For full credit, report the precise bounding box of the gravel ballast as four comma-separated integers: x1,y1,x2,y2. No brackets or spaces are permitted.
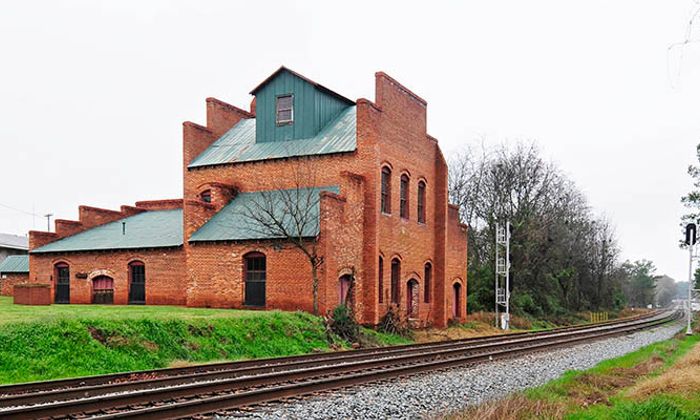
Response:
223,321,684,420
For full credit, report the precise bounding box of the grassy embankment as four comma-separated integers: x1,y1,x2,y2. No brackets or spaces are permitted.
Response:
451,323,700,419
0,296,408,385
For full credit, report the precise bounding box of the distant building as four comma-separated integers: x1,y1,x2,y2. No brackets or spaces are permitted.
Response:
0,233,28,263
0,255,29,296
27,67,468,327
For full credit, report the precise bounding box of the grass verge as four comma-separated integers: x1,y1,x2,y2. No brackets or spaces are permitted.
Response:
0,297,406,385
450,324,700,420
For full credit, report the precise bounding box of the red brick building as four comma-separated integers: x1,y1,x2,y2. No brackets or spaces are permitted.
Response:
28,67,468,327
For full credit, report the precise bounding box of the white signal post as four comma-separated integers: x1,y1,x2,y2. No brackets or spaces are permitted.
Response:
495,222,511,330
685,223,697,336
688,243,694,335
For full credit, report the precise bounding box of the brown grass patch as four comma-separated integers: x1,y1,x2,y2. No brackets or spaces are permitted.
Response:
564,355,665,406
447,395,566,420
627,343,700,399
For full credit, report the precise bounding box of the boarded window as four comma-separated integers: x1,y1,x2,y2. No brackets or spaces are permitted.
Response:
381,167,391,214
424,262,432,303
378,256,384,303
400,174,409,219
391,258,400,304
276,94,293,125
417,181,426,223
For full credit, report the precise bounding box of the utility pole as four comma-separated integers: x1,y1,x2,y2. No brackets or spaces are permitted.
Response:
495,221,511,330
44,213,53,232
685,223,696,335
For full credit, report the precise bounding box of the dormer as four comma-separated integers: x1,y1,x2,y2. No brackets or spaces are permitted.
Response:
250,66,354,143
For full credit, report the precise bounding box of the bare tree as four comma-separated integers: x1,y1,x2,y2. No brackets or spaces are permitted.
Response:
448,141,626,315
238,158,325,314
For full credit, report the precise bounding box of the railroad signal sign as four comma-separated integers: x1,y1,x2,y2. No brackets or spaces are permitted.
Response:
686,223,697,246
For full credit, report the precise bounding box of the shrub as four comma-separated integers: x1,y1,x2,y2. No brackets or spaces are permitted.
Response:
377,305,411,337
327,305,360,343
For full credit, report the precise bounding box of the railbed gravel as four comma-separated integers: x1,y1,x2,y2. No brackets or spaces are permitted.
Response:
219,321,684,420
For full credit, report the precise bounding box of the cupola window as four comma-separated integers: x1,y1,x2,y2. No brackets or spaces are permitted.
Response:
276,94,294,125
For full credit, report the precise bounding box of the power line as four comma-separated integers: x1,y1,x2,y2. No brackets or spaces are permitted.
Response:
0,202,41,217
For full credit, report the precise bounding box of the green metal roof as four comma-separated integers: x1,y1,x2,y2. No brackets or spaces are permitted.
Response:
188,106,356,168
0,255,29,273
190,186,339,242
31,209,183,254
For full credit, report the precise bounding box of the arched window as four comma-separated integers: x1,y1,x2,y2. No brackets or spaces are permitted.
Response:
424,262,432,303
453,282,463,318
417,181,426,224
400,174,409,219
200,190,212,203
339,275,352,305
54,262,70,304
92,276,114,304
128,261,146,305
244,252,266,307
390,258,400,304
407,279,419,318
378,256,384,304
381,167,392,214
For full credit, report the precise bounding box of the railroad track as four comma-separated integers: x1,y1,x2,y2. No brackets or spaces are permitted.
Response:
0,310,681,419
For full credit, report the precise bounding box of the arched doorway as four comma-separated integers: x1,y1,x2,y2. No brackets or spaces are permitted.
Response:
339,275,352,305
54,263,70,304
128,261,146,305
452,282,462,318
244,252,266,307
407,279,419,318
92,276,114,304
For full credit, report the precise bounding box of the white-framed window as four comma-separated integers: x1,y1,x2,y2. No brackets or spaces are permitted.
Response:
276,94,294,125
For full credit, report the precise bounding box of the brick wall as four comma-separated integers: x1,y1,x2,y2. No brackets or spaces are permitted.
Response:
29,248,185,305
0,272,29,296
22,70,467,327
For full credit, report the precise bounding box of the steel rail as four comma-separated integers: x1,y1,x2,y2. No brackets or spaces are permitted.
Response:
0,311,664,408
0,310,679,420
87,311,684,420
0,309,657,400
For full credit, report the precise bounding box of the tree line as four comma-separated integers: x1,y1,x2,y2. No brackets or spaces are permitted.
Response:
448,142,657,317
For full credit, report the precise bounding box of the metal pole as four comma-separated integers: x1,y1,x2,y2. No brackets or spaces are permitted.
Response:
689,244,694,336
495,222,499,328
505,222,510,331
44,213,53,232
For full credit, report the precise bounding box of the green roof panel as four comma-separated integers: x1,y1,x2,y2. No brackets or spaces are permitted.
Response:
0,255,29,273
31,209,183,254
188,106,356,168
189,186,339,242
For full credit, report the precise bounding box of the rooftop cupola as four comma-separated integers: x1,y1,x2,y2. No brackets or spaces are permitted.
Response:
249,66,354,143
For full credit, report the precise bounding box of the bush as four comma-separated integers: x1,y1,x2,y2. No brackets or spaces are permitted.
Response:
327,305,360,343
377,305,411,337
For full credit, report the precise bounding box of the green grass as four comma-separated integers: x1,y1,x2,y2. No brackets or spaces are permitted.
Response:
0,296,270,324
360,327,412,346
526,334,700,403
0,297,412,385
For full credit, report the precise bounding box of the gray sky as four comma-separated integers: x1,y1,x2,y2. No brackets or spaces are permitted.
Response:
1,1,699,282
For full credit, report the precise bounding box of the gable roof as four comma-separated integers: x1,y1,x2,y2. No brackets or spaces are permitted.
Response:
0,233,28,251
250,66,355,105
0,255,29,274
188,106,356,168
190,186,339,242
31,209,183,254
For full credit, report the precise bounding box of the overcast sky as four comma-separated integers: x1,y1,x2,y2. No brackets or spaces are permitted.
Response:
1,1,699,282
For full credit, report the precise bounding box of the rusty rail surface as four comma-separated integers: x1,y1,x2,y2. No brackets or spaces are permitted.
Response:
0,310,680,420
